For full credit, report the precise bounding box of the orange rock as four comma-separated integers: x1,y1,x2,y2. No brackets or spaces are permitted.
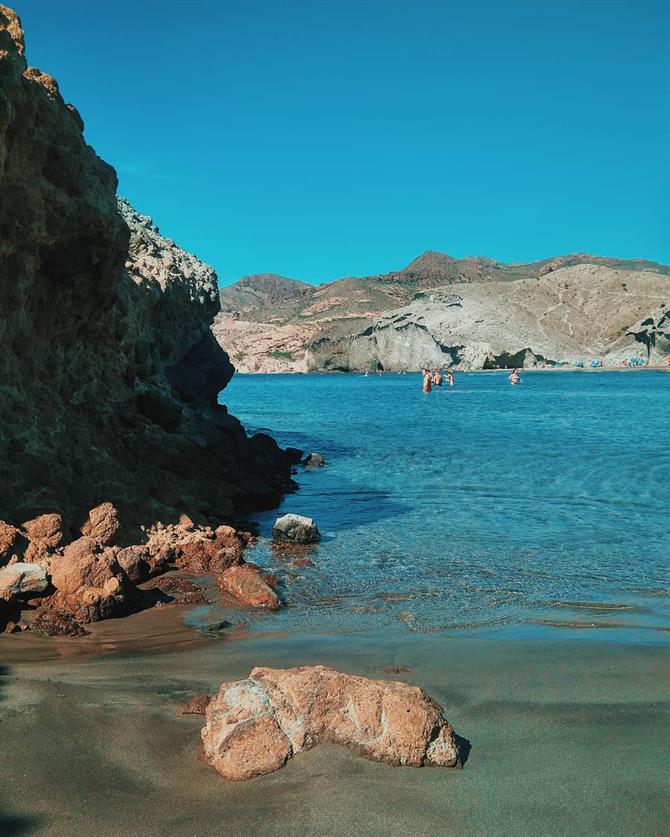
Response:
22,513,63,549
215,564,280,610
80,502,121,546
0,520,22,565
46,536,142,622
201,665,460,780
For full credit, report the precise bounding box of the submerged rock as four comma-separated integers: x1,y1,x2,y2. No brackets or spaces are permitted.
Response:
272,513,320,544
216,564,280,610
302,452,325,467
201,665,460,780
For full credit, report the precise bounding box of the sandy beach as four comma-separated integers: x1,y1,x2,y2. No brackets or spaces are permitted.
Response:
1,610,669,836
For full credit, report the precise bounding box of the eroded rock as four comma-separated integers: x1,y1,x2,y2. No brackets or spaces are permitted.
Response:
201,665,460,780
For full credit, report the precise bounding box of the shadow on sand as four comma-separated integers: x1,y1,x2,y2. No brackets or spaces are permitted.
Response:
0,665,45,835
454,732,472,767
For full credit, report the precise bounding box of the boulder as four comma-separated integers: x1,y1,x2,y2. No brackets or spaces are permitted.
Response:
272,513,320,544
302,452,325,467
215,564,280,610
22,513,63,548
201,665,460,780
80,502,121,546
0,562,49,600
116,545,151,583
0,521,23,565
22,513,64,563
47,536,143,622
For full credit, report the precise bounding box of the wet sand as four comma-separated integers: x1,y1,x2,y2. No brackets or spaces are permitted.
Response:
1,619,669,836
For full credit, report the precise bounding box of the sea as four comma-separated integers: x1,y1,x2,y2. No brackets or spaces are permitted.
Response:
213,371,670,642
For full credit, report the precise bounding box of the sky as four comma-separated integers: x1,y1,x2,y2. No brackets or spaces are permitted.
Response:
14,0,670,285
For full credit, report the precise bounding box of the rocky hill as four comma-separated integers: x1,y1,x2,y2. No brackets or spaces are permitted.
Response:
0,6,292,525
349,265,670,371
214,251,669,372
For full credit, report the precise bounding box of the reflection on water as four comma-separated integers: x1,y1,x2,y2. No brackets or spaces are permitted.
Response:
219,372,670,640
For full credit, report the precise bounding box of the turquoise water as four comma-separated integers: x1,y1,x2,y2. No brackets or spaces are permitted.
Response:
219,372,670,640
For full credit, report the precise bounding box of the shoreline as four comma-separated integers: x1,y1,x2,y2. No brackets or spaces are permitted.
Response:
1,628,668,835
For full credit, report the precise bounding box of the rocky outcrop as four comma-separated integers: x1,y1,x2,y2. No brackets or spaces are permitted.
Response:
349,265,669,370
0,502,286,632
272,513,320,544
608,304,670,364
0,6,293,528
201,665,460,780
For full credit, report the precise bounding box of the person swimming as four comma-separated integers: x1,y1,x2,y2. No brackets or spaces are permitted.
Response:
447,369,455,386
508,368,521,385
422,370,432,392
432,370,443,386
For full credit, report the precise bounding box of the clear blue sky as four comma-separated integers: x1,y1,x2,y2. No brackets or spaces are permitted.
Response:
16,0,670,284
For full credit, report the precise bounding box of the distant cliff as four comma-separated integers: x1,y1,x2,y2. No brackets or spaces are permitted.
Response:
214,252,669,372
0,6,292,524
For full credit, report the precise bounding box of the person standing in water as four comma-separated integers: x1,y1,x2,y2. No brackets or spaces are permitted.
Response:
422,369,432,392
508,368,521,385
447,369,455,386
432,369,443,386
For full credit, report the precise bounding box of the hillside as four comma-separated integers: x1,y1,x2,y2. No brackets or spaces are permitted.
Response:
213,252,670,372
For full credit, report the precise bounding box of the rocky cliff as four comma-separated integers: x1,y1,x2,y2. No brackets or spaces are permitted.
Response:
349,265,669,370
215,253,669,372
0,6,292,526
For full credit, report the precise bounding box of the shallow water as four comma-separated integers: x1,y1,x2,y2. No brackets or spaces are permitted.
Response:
220,371,670,640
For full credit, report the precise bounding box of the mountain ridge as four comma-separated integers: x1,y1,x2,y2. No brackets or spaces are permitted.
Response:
213,251,669,372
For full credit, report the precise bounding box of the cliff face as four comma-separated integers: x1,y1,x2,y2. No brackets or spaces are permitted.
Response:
215,252,669,372
0,6,292,525
348,265,669,371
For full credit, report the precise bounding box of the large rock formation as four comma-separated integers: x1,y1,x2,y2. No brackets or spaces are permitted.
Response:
201,665,461,780
215,251,669,372
0,6,292,526
349,265,669,370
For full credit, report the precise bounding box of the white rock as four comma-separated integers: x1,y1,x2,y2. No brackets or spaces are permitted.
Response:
271,513,320,544
0,562,49,600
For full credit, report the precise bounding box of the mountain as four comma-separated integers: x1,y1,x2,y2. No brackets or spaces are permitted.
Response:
213,252,670,372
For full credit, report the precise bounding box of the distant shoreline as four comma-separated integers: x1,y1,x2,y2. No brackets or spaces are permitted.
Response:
233,365,670,375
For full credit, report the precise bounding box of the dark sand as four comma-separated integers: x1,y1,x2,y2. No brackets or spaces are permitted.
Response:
1,605,669,837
